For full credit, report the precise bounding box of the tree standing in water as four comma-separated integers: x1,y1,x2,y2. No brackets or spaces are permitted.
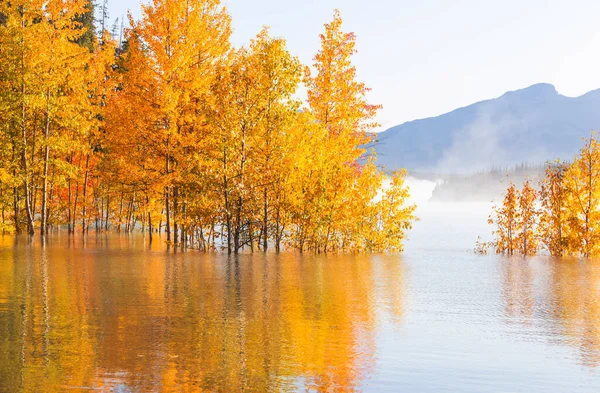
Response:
538,161,568,256
517,180,538,256
563,136,600,257
481,135,600,258
489,181,520,256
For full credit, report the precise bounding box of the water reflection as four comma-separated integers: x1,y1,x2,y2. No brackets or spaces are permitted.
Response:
501,256,600,368
550,258,600,367
0,236,404,392
4,235,600,392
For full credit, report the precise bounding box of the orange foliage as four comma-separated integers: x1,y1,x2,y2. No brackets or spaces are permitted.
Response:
483,135,600,257
0,5,415,253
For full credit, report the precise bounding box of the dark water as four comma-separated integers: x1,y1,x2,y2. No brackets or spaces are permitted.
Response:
1,205,600,392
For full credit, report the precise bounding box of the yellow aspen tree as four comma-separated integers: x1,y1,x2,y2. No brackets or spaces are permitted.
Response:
538,161,569,256
517,180,539,256
125,0,231,244
204,50,252,253
78,31,118,235
205,29,302,253
251,28,302,252
490,181,520,255
372,170,417,252
305,9,380,141
563,135,600,257
0,3,20,233
37,0,98,236
303,10,382,252
0,0,44,235
0,0,93,235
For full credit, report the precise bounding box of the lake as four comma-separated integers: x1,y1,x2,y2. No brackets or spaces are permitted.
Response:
1,203,599,392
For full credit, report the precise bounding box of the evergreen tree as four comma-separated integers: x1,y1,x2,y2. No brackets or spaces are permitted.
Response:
75,0,96,51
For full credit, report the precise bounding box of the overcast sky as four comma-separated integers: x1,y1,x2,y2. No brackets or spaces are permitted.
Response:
108,0,600,130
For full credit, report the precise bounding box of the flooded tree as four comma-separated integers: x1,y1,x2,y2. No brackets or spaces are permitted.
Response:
538,161,568,256
518,180,539,256
562,136,600,257
0,2,415,253
489,182,520,255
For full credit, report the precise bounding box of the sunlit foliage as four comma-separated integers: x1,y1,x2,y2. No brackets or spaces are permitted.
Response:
0,3,415,253
483,135,600,257
488,181,520,255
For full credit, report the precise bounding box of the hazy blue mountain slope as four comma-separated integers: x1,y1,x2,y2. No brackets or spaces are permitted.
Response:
374,84,600,173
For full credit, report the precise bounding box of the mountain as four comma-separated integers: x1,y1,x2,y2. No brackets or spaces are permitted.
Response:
373,83,600,173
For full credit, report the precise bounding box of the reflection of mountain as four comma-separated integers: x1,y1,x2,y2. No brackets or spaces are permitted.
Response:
0,237,405,392
374,83,600,173
501,257,600,367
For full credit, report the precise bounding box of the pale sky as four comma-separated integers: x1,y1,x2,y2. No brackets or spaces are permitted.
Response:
108,0,600,130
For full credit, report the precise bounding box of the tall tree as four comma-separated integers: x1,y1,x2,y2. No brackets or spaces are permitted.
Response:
120,0,231,243
489,182,520,256
301,10,387,252
0,0,95,235
563,135,600,257
518,180,538,256
205,28,302,253
539,161,569,256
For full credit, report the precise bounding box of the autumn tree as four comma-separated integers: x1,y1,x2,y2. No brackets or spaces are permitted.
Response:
305,9,380,141
204,29,303,253
298,9,405,253
517,180,538,256
538,161,568,256
117,0,231,244
0,0,98,235
489,182,520,255
482,135,600,258
563,136,600,257
365,169,417,253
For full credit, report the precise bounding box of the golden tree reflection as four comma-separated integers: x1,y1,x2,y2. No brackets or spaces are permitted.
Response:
549,258,600,367
0,237,406,392
501,256,600,367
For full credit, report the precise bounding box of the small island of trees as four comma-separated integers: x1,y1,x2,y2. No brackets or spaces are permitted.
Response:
479,135,600,257
0,1,416,253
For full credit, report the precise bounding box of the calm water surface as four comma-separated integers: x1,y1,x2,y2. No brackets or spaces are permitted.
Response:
1,203,599,392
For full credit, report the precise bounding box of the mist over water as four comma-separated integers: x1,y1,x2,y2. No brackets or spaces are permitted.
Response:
402,175,493,252
406,201,493,253
404,176,439,205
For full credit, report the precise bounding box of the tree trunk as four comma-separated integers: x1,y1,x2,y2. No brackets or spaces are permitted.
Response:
165,134,172,243
104,194,110,232
81,154,90,234
19,13,34,236
263,189,268,251
173,187,179,245
41,90,51,236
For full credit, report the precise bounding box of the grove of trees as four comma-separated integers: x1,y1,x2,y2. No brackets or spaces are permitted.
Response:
481,135,600,257
0,1,416,253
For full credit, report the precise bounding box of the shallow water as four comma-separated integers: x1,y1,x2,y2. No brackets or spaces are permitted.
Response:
1,204,599,392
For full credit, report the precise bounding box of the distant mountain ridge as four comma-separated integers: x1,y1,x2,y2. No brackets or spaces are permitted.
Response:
374,83,600,173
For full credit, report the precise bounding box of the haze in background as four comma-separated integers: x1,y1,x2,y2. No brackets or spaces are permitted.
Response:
109,0,600,130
